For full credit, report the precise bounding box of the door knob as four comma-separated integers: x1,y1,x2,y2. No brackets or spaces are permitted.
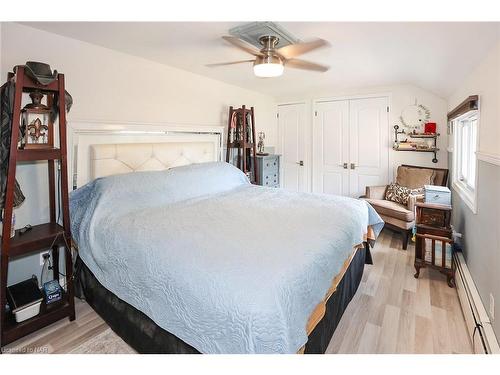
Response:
342,163,348,169
296,161,304,166
350,163,356,169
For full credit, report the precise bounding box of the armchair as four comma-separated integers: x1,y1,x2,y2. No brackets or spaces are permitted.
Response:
363,165,448,249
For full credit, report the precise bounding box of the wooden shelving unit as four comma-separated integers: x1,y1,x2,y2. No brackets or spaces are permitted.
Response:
226,105,258,184
17,148,62,161
0,67,75,349
8,223,66,258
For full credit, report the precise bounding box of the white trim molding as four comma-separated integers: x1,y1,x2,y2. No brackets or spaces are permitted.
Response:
476,151,500,167
452,181,477,214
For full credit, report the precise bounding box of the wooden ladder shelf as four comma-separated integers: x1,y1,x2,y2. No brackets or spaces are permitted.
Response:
0,66,75,349
225,105,259,184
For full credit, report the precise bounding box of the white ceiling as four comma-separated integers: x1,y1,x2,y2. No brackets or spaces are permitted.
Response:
22,22,500,98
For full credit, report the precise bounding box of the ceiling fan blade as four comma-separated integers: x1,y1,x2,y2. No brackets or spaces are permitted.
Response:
277,39,330,59
222,36,262,57
206,59,254,67
285,59,330,72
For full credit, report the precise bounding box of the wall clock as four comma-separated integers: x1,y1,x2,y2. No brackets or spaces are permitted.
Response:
399,101,431,133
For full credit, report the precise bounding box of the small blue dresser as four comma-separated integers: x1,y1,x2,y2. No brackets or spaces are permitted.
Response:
253,154,281,188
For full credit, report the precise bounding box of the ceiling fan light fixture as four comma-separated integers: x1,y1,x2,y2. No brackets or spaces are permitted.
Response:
211,33,329,76
253,55,284,78
253,62,284,78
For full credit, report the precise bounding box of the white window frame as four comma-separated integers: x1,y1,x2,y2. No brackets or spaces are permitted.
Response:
452,110,479,213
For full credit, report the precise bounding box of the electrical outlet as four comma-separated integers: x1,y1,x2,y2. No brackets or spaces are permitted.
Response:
490,294,495,321
39,251,50,266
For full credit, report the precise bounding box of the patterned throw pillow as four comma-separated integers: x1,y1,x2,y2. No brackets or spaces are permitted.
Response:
385,183,412,205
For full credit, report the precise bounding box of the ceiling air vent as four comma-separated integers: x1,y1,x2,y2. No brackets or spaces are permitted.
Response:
228,22,299,49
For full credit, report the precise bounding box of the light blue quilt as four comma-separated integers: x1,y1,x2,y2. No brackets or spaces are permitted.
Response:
70,162,383,353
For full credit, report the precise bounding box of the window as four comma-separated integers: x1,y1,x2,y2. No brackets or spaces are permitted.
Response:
452,110,478,213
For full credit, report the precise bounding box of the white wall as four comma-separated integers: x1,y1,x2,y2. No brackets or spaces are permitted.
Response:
448,40,500,160
277,84,448,187
0,22,277,285
1,23,277,140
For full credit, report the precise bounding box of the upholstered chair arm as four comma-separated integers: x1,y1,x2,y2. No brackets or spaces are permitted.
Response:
365,185,388,200
407,193,425,212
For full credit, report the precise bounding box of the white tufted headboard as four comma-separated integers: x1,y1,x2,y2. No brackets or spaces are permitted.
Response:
68,122,224,188
90,142,215,180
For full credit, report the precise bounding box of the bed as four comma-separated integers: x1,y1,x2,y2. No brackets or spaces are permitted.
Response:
68,130,383,354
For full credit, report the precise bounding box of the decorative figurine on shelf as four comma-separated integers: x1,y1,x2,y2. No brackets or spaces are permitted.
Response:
27,118,48,145
20,91,52,149
257,131,268,156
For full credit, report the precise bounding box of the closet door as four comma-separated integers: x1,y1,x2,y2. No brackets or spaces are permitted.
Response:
348,97,389,197
278,103,307,192
313,100,349,195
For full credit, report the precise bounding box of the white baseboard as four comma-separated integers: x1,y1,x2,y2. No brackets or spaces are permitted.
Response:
454,252,500,354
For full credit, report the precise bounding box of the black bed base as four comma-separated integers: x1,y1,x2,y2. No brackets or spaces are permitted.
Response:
75,244,371,354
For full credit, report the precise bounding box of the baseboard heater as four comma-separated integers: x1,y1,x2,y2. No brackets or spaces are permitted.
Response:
454,252,500,354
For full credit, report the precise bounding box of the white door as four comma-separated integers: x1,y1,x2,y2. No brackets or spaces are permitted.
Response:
278,103,307,192
348,97,389,197
313,96,389,197
313,100,349,195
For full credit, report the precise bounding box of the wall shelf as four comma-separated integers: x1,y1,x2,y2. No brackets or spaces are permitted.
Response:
393,147,440,152
408,133,440,139
393,125,440,163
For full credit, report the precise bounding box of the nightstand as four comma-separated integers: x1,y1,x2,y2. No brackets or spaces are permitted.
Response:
253,154,280,188
414,202,455,287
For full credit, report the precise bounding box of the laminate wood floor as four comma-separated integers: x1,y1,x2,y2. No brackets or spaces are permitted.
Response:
3,228,472,354
327,228,472,354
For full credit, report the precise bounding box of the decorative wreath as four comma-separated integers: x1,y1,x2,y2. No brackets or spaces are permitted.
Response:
399,103,431,131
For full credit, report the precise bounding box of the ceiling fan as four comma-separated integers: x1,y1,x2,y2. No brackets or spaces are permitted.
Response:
207,35,330,78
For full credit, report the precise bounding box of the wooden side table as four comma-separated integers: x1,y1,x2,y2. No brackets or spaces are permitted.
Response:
413,202,455,287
